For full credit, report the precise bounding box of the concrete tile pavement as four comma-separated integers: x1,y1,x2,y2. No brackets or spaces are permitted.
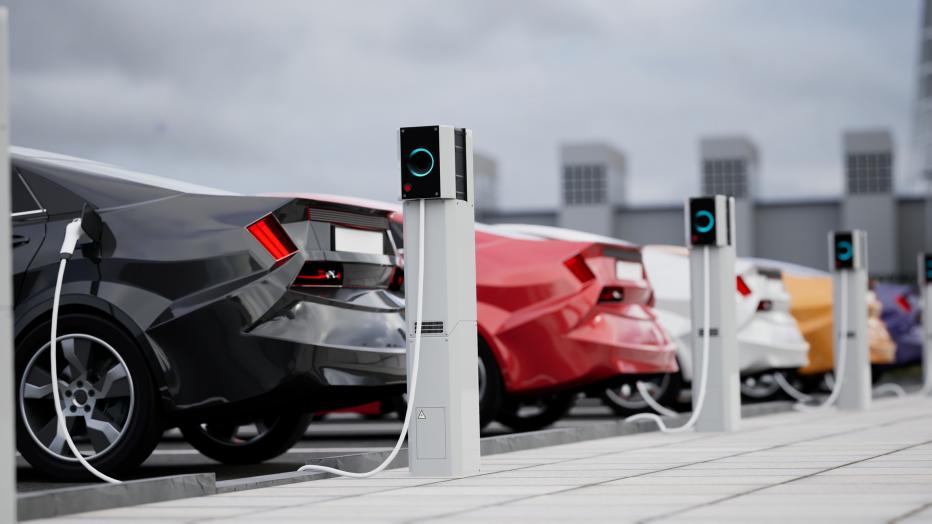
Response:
31,396,932,523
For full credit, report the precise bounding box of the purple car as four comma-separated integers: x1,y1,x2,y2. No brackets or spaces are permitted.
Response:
874,282,922,366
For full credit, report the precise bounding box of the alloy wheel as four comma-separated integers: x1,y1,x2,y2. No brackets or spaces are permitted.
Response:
19,334,135,461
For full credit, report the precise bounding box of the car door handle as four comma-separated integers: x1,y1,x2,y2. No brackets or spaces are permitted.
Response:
12,234,29,247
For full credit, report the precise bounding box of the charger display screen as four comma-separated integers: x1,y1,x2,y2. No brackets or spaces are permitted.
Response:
833,232,855,270
689,197,718,246
400,127,441,200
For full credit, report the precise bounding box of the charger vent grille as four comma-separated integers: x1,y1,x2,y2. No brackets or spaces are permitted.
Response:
454,129,467,201
415,321,445,335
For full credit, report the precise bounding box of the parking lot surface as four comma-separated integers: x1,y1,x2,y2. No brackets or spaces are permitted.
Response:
15,401,624,493
28,394,932,523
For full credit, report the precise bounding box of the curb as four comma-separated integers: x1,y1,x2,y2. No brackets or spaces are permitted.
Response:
18,473,215,521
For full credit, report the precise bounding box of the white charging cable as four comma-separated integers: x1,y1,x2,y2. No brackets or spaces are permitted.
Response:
788,270,849,412
298,198,426,478
49,218,121,484
873,382,908,399
628,246,711,433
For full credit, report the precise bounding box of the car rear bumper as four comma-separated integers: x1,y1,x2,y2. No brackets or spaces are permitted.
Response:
736,311,810,375
494,304,679,395
675,310,809,380
147,263,407,417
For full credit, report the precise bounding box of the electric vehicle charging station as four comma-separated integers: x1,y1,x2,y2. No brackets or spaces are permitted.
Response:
920,253,932,394
686,195,740,432
829,230,871,411
399,125,481,477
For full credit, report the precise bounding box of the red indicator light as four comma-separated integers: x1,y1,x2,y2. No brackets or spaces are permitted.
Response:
247,214,298,262
403,183,412,192
895,294,912,313
292,262,344,287
736,276,752,297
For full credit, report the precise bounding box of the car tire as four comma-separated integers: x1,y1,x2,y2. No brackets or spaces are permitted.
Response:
179,412,312,465
391,339,503,431
495,392,575,432
601,372,682,416
16,313,163,481
739,371,788,402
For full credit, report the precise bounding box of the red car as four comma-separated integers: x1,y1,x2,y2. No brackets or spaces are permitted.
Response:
287,194,678,431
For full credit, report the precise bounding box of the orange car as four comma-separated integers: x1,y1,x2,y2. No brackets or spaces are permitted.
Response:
782,273,895,382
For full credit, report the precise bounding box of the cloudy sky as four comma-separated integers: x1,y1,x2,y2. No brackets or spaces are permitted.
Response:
4,1,923,209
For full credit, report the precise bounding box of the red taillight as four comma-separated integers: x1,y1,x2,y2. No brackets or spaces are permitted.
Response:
293,262,343,288
599,287,625,303
564,255,595,283
736,276,752,297
895,294,912,313
247,214,298,262
389,267,405,291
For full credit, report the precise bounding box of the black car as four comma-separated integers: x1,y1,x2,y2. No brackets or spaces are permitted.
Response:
11,148,407,479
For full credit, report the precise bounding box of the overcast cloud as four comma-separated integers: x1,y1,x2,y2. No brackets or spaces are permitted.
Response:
3,1,922,208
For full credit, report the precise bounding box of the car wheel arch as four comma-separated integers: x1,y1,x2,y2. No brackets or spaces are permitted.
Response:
476,325,513,391
14,296,169,410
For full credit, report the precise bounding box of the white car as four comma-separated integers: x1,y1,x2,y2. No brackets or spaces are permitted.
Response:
492,224,810,411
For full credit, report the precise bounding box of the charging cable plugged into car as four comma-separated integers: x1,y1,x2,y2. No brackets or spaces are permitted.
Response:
48,207,122,484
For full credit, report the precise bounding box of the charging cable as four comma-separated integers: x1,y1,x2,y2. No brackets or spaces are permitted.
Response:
628,246,711,433
635,381,679,418
298,198,426,478
49,218,121,484
782,270,849,412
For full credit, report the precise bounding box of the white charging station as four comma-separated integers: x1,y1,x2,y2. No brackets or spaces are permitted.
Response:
0,8,13,521
399,125,481,477
829,230,871,410
686,195,740,432
920,253,932,394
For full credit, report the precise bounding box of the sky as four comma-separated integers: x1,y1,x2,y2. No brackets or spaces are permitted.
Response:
4,1,924,209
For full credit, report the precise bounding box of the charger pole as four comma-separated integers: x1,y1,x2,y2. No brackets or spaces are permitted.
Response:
686,195,740,432
920,253,932,393
829,231,871,410
0,8,15,522
399,126,480,477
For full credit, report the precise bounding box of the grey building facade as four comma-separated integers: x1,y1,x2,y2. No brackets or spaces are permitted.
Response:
483,132,927,280
558,143,626,236
915,0,932,249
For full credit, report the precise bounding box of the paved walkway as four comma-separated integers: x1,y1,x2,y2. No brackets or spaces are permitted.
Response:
35,396,932,523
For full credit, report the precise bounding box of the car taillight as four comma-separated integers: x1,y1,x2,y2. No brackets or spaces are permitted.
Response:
756,299,773,312
599,287,625,303
895,294,912,313
564,255,595,283
389,267,405,291
293,261,343,288
736,276,752,297
247,214,298,262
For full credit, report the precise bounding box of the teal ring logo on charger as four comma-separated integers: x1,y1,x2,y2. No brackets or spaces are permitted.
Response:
694,210,715,233
837,241,853,261
408,148,435,177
